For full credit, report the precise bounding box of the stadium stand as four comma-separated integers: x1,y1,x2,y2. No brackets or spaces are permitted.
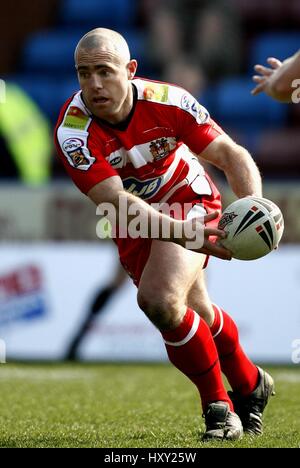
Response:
205,77,289,159
9,75,68,122
229,0,300,29
249,32,300,72
213,78,288,129
22,28,150,75
22,30,83,73
1,0,299,178
59,0,136,29
0,0,59,75
255,129,300,177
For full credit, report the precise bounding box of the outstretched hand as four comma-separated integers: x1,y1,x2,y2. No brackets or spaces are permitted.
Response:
251,57,283,96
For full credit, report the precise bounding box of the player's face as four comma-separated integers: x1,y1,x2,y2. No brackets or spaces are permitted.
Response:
76,48,137,124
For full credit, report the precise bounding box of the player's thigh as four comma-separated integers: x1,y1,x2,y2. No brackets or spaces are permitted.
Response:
187,269,215,326
138,240,206,304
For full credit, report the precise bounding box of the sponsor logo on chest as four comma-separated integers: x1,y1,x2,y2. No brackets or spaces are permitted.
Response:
123,177,162,199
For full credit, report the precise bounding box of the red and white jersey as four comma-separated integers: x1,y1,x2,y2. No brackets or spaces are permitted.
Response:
55,78,224,203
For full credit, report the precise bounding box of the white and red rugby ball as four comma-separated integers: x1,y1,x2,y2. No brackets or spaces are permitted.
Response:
218,196,284,260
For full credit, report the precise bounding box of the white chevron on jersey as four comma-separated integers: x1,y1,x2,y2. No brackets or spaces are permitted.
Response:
158,147,212,203
133,78,210,125
122,146,212,201
106,137,177,169
55,77,223,198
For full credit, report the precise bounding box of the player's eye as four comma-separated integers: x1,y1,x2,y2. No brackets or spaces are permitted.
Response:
99,69,110,77
79,72,90,79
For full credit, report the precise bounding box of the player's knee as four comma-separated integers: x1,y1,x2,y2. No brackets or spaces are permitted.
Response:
137,291,183,330
199,304,215,327
189,299,214,327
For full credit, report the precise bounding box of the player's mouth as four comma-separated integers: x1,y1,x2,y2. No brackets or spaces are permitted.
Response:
92,96,110,105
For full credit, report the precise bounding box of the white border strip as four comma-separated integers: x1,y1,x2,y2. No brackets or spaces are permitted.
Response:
164,312,200,347
212,304,224,338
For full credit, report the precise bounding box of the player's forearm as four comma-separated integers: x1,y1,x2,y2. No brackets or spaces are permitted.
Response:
88,179,185,243
222,146,262,198
100,188,183,243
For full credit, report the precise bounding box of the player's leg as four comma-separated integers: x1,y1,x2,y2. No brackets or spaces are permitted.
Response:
188,271,274,435
188,271,259,394
137,240,242,440
138,240,204,329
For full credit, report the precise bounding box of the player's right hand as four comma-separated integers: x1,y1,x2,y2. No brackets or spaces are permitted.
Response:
179,211,232,260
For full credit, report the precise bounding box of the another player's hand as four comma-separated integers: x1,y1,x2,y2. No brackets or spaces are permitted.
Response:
251,57,282,96
180,211,232,260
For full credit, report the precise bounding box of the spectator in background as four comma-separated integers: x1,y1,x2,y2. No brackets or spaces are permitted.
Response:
194,5,241,82
162,56,206,98
0,82,52,184
251,51,300,102
144,0,242,83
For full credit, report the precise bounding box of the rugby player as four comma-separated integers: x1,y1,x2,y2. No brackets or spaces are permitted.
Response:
55,28,274,440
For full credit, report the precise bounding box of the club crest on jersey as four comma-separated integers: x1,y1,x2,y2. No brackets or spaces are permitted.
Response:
149,138,171,161
68,149,90,167
218,212,238,230
123,177,162,200
62,137,94,169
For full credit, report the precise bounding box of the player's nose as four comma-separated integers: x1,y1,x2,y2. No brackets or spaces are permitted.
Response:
89,74,103,90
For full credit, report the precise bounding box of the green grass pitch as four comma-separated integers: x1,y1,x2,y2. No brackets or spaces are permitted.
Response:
0,363,299,448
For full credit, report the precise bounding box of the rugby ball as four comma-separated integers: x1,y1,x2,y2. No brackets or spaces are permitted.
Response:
218,197,284,260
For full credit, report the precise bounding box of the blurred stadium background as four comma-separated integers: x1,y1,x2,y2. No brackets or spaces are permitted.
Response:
0,0,299,365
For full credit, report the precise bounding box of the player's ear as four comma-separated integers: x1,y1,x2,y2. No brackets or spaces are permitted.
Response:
127,60,138,80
